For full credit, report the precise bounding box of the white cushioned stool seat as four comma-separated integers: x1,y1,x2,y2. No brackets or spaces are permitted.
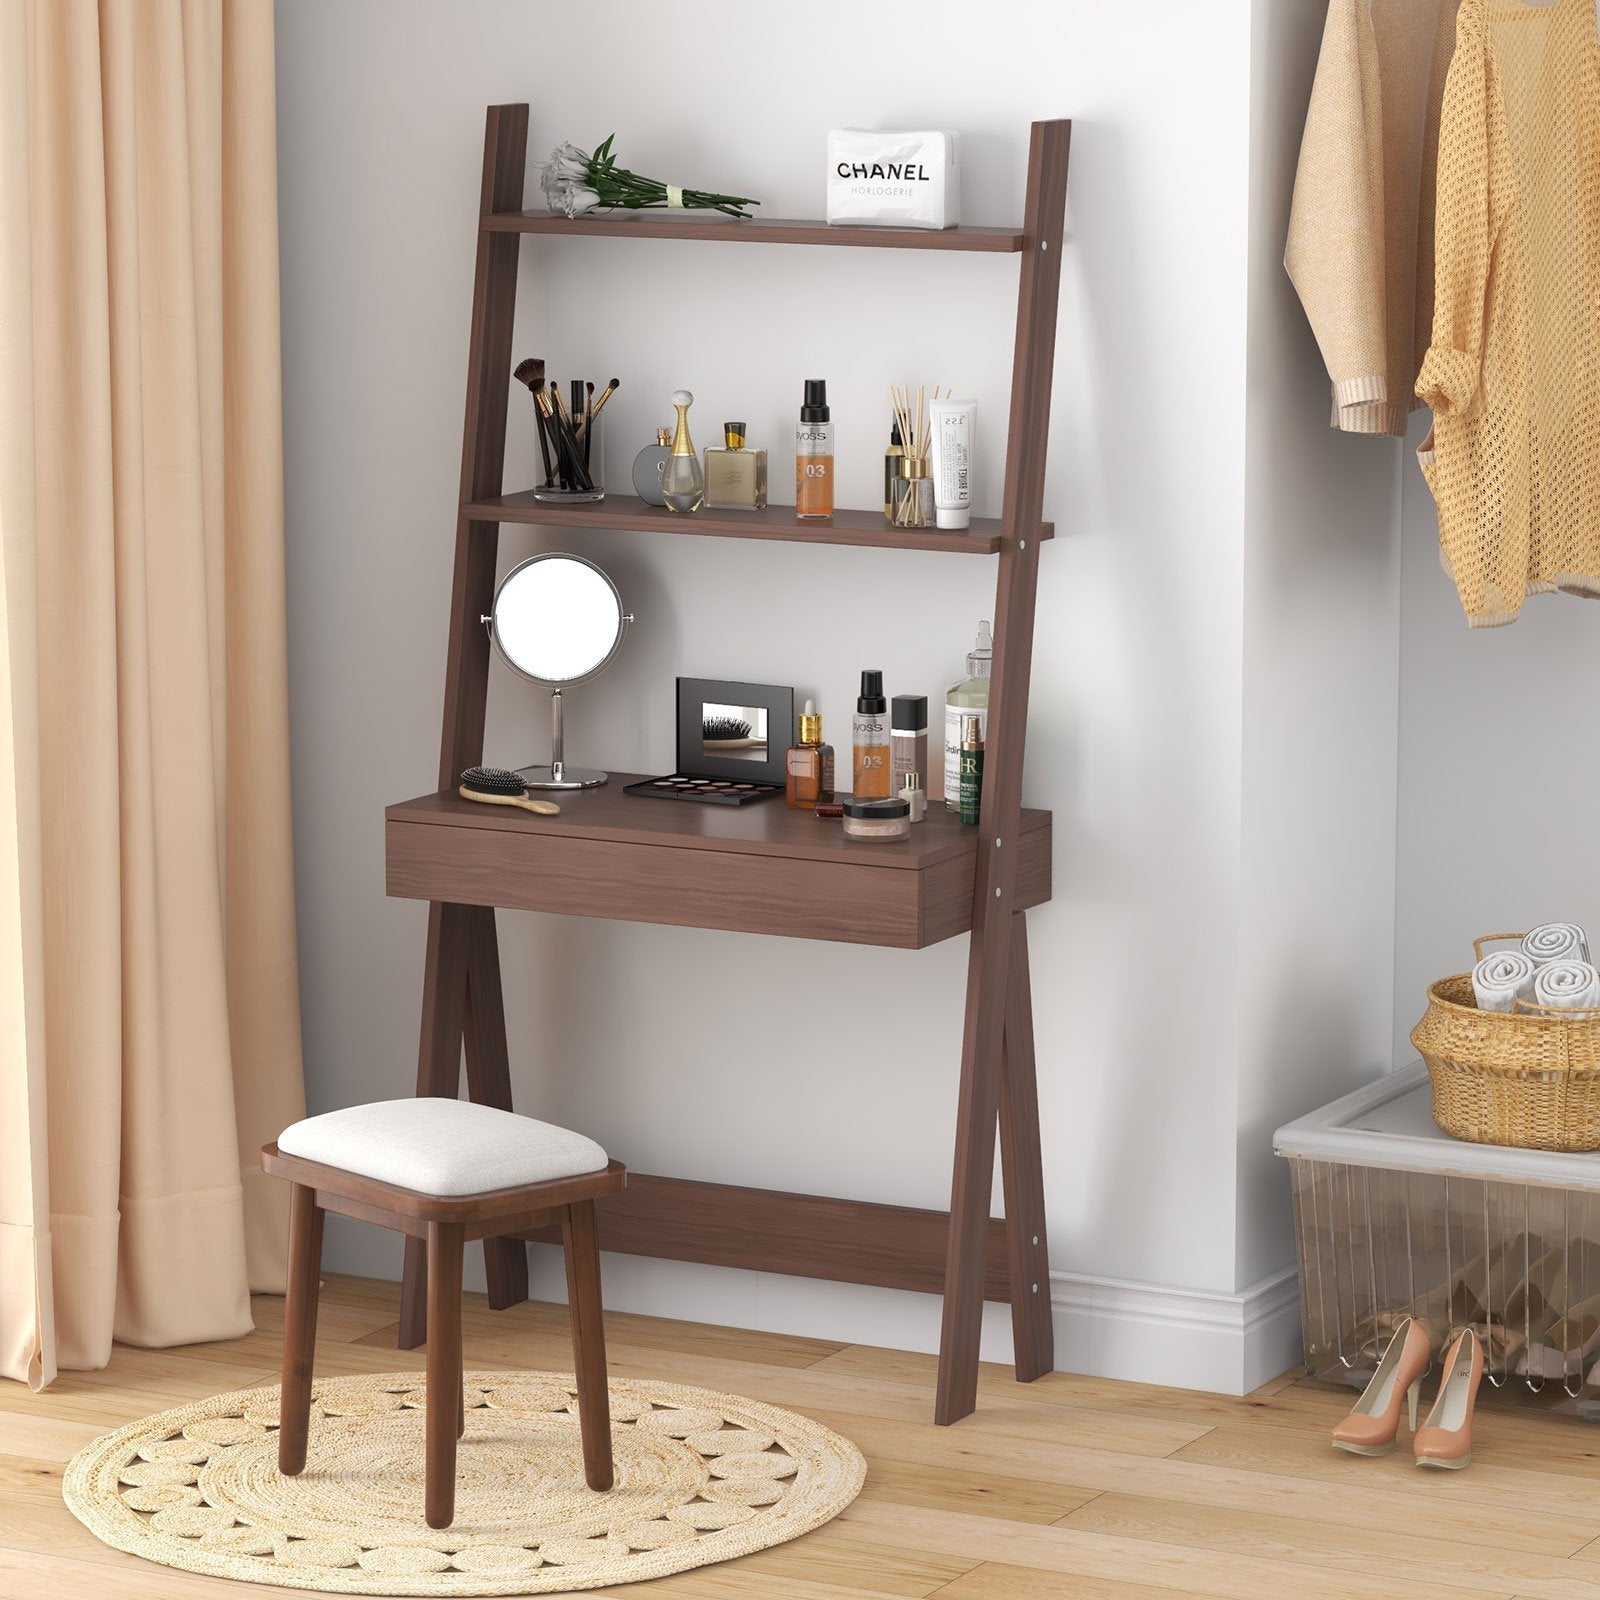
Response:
276,1098,608,1197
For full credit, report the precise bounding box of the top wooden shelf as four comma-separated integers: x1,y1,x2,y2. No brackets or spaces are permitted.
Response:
485,210,1027,253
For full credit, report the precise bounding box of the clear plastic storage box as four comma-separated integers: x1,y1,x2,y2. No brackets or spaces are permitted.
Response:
1275,1062,1600,1410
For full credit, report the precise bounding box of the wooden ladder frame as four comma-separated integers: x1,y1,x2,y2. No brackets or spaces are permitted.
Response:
396,104,1070,1426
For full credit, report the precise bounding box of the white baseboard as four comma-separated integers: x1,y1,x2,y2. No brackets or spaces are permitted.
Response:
1050,1263,1304,1394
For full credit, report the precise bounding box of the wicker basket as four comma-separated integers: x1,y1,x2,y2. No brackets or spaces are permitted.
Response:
1412,934,1600,1151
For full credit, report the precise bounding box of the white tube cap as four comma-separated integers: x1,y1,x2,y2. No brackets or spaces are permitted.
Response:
936,506,970,530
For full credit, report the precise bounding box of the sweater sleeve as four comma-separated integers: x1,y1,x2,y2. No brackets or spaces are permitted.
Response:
1416,1,1500,416
1285,0,1389,430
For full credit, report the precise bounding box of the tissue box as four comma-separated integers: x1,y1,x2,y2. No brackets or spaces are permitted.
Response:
826,130,960,231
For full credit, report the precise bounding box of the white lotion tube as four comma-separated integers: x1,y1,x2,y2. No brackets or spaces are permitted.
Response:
929,397,976,531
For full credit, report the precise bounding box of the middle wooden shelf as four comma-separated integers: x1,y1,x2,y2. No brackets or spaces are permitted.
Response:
463,491,1054,554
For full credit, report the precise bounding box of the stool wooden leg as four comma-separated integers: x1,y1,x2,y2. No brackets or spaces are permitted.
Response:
425,1220,464,1528
278,1183,324,1475
562,1200,613,1491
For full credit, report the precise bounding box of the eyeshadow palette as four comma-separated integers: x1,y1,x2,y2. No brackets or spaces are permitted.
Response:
622,775,783,806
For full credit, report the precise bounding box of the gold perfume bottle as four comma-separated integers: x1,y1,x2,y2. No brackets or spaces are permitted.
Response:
703,421,768,509
661,389,704,513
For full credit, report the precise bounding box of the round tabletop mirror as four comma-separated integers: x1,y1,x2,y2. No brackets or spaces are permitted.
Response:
490,552,625,686
487,553,631,789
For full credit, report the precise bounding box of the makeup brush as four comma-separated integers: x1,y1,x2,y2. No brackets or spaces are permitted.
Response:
459,766,561,816
587,377,621,425
583,380,596,470
513,357,556,486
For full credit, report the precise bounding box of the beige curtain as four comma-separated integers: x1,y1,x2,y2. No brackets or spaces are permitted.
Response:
0,0,306,1388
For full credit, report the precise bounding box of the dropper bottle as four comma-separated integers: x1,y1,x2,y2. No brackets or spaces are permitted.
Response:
944,620,992,808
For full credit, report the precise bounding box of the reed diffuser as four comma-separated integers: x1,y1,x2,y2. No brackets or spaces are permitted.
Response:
889,384,943,528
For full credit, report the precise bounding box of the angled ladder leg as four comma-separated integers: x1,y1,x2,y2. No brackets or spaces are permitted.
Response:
465,906,530,1310
278,1183,325,1474
403,103,529,1348
936,116,1069,1427
999,912,1053,1380
400,901,472,1349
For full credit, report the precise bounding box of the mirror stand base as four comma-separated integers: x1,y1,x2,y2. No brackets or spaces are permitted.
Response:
517,763,609,791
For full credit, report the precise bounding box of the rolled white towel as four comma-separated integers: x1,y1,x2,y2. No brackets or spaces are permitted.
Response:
1472,949,1538,1013
1533,959,1600,1012
1523,922,1591,966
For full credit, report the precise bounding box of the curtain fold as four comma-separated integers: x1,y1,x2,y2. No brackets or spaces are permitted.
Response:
0,0,305,1389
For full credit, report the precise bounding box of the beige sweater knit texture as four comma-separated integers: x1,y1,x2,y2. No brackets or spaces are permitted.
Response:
1287,0,1461,436
1417,0,1600,625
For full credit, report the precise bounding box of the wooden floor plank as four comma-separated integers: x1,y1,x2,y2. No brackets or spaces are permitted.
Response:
1170,1424,1600,1533
1063,1492,1598,1599
839,1501,1510,1600
801,1408,1578,1557
722,1524,980,1597
938,1563,1220,1600
856,1458,1101,1524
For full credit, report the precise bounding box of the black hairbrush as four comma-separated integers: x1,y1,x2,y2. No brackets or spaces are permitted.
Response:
702,715,752,741
459,766,560,816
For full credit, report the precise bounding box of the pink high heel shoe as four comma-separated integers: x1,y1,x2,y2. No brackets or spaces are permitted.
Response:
1331,1316,1431,1456
1414,1327,1484,1470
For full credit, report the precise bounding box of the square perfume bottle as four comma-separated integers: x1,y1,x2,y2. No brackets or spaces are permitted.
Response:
703,422,768,509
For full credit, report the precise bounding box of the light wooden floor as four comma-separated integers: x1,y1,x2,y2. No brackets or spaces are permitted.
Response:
2,1275,1598,1599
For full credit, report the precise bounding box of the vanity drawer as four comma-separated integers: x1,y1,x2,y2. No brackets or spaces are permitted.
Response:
385,790,1052,949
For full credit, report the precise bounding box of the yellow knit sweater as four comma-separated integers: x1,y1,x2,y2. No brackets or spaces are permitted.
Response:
1417,0,1600,626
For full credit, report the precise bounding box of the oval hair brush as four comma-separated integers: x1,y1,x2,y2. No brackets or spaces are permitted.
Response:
459,766,561,816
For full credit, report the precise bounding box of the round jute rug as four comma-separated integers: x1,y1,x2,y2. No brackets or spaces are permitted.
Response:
62,1369,866,1595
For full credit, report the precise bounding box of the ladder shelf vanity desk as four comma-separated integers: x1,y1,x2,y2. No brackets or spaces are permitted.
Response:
386,104,1070,1425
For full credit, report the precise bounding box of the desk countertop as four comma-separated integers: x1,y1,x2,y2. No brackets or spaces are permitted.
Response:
387,778,1052,872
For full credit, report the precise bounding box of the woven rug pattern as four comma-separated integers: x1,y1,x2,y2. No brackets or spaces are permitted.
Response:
62,1369,866,1594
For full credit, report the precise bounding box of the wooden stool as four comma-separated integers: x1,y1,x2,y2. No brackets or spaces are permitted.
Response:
261,1097,625,1529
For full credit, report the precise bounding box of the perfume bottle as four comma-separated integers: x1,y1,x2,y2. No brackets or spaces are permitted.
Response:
944,619,992,808
795,378,834,519
704,421,769,509
852,669,891,800
632,427,672,506
785,699,835,809
661,390,704,513
884,420,905,520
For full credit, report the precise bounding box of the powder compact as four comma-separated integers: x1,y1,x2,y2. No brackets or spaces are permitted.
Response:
841,796,912,842
623,677,794,807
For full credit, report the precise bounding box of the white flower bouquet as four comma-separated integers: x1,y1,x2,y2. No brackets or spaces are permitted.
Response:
540,136,759,220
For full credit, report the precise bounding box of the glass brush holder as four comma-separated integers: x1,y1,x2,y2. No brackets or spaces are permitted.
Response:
532,413,605,504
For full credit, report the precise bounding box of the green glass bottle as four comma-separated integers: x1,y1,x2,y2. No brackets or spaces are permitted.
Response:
958,714,984,825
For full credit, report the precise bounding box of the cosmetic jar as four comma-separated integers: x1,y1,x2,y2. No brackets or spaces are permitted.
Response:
841,797,912,842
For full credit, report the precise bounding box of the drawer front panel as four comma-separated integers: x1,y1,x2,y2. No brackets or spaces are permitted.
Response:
387,820,928,946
